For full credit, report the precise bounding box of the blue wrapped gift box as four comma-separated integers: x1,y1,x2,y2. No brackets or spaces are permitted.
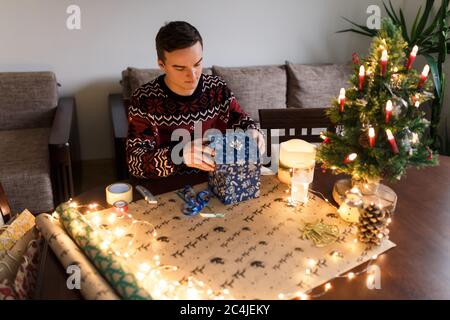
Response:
208,131,261,205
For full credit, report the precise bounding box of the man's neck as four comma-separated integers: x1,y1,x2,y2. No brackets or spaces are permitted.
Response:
164,76,196,96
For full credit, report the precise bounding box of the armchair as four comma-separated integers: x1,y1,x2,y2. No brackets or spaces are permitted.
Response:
0,72,79,214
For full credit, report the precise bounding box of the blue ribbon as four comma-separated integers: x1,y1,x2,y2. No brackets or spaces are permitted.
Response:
176,185,211,216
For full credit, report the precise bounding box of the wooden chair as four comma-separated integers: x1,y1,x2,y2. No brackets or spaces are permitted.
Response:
258,108,335,159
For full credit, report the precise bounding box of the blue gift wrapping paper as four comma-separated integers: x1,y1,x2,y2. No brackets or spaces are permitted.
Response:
208,131,261,205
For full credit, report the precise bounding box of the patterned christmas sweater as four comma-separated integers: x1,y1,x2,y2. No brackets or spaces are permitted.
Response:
126,73,257,178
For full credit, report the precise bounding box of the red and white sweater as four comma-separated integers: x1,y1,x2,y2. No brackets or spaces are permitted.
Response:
126,73,257,178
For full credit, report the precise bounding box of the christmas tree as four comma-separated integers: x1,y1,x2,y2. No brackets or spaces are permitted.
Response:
317,18,439,184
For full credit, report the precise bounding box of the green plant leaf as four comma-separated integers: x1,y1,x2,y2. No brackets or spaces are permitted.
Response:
424,53,441,98
411,6,423,42
399,9,410,42
341,17,378,34
415,0,435,37
386,0,401,25
336,28,375,37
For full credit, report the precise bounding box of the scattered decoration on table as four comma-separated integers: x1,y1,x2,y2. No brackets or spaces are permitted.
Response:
338,187,363,223
357,203,391,246
300,219,340,247
175,185,223,217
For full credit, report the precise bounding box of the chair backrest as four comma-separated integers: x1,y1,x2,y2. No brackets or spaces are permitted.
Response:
0,72,58,130
259,108,335,157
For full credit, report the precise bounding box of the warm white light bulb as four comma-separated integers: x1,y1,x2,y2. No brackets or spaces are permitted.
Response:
386,129,394,140
359,65,365,76
348,153,357,161
386,100,393,112
369,127,375,138
422,64,430,77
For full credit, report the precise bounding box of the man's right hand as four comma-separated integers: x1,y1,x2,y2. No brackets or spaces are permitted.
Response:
182,138,216,171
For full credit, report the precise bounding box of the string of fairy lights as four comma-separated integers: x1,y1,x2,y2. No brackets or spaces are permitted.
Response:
52,200,233,300
49,172,391,301
280,183,390,300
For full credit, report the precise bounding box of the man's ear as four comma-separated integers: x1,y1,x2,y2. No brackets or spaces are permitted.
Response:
157,59,165,72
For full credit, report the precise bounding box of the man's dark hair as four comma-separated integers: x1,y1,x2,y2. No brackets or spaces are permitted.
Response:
155,21,203,62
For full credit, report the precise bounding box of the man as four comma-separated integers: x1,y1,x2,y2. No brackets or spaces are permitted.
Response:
126,21,265,178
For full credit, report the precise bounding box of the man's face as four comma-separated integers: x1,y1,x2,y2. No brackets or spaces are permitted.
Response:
158,41,203,95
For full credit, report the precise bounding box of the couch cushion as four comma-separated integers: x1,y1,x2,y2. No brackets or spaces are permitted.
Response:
286,62,352,109
0,128,54,214
122,67,213,99
0,72,58,130
212,65,286,122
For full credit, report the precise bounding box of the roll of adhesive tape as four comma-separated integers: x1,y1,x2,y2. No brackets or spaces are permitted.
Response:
106,183,133,206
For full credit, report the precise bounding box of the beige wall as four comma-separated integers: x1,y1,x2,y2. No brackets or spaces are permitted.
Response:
1,0,409,159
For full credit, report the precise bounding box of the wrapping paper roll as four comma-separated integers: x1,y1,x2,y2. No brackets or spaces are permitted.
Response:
55,203,152,300
105,183,133,206
36,214,120,300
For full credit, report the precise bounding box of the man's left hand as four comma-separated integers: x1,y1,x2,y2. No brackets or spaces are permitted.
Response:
248,129,266,156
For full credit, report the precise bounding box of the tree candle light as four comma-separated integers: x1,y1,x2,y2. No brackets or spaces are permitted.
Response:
418,64,430,89
369,127,375,148
386,129,399,154
320,132,330,143
385,100,393,123
359,65,365,91
380,50,388,76
406,45,418,70
343,153,357,164
339,88,346,112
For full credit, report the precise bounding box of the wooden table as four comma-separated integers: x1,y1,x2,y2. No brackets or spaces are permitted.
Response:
35,157,450,299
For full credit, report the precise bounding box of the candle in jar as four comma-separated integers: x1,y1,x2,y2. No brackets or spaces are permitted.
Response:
386,129,399,154
385,100,393,123
406,45,418,70
278,139,316,184
418,64,430,89
291,169,309,204
359,65,365,91
380,49,388,76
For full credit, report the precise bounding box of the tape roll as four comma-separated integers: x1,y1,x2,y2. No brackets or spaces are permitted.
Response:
105,183,133,206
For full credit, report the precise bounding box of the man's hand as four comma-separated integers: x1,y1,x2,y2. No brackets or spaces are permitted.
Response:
183,138,216,171
248,129,266,156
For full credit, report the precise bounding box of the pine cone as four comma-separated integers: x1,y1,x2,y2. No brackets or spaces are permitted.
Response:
357,203,391,245
359,133,370,148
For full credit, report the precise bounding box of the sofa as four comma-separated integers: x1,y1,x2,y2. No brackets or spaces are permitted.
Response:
109,62,353,180
0,72,80,214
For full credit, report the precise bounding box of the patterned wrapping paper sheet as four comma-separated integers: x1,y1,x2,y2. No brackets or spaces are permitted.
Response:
87,175,396,300
35,214,120,300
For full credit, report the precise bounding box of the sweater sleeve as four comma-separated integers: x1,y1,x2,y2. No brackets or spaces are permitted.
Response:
126,94,179,178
